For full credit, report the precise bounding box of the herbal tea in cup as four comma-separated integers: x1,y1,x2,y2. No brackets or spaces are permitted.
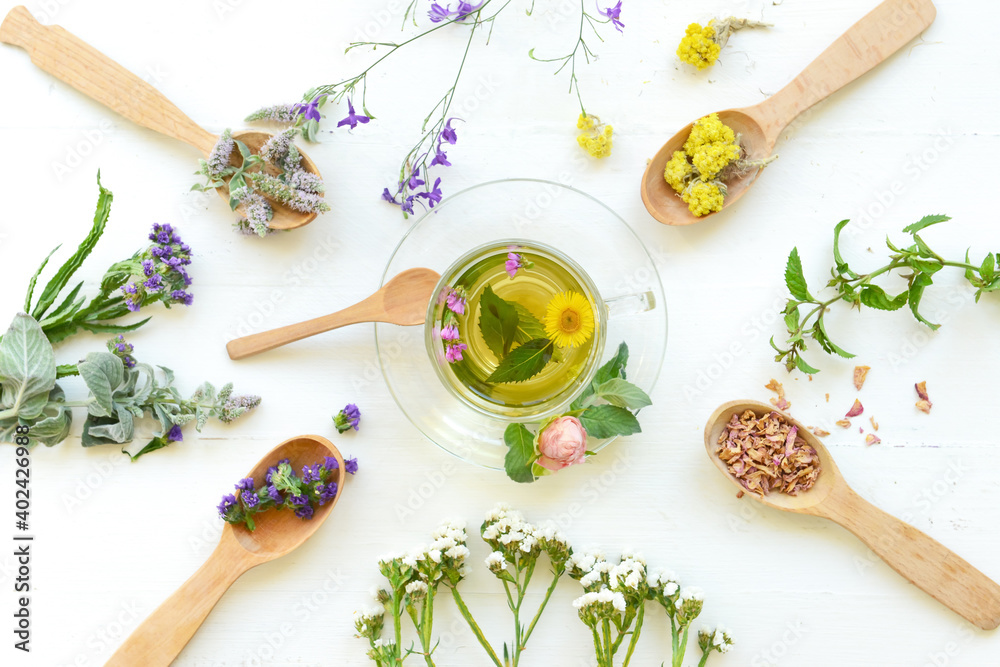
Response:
427,241,605,419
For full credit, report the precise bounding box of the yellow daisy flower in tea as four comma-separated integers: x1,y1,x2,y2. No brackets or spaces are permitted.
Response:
544,291,595,348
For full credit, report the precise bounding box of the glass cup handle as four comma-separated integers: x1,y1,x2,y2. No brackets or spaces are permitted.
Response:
604,291,656,318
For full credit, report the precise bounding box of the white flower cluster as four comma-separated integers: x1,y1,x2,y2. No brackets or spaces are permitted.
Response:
674,585,705,626
699,624,735,655
353,605,385,639
484,551,508,574
572,588,627,613
482,504,540,556
405,580,429,599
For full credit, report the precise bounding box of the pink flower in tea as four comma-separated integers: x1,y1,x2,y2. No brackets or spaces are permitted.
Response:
505,252,531,278
440,324,460,341
536,416,588,471
445,342,467,363
446,289,467,315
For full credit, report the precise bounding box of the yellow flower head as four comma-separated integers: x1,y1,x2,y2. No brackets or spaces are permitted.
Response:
676,21,720,69
683,112,736,153
690,140,741,180
577,114,614,159
681,181,725,217
664,150,694,191
544,291,595,348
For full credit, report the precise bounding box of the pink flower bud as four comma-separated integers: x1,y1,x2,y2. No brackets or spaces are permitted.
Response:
536,416,588,472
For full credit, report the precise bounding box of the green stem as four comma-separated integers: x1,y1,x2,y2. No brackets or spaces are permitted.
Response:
520,570,561,646
602,619,613,666
591,625,606,667
391,588,403,666
673,625,690,667
421,586,436,665
450,587,504,667
670,616,679,667
621,603,645,667
698,646,711,667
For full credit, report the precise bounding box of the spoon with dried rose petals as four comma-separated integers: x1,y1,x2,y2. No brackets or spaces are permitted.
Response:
0,6,321,231
705,400,1000,630
641,0,936,225
226,267,440,360
105,434,346,667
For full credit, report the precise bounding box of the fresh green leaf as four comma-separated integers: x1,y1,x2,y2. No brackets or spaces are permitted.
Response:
511,303,547,343
572,342,629,410
913,234,937,259
42,281,85,325
0,313,56,420
478,285,519,358
592,378,652,410
859,285,908,311
78,352,125,417
24,245,61,313
31,173,112,320
902,214,951,234
907,273,940,330
579,404,641,439
503,423,537,483
78,318,152,335
793,355,820,375
784,248,812,301
486,339,553,383
982,253,996,283
127,435,170,461
910,259,943,275
832,220,859,279
815,319,855,359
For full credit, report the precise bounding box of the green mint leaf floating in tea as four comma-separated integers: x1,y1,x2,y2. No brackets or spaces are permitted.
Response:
511,302,547,343
592,378,652,410
478,285,520,359
486,339,554,384
503,423,537,484
772,215,1000,372
579,404,641,439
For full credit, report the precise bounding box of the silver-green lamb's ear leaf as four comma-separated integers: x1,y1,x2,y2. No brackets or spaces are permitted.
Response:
82,405,135,445
28,385,72,446
0,313,56,420
78,352,125,417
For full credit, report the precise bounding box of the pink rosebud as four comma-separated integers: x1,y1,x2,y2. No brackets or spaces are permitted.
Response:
445,342,466,363
536,416,588,472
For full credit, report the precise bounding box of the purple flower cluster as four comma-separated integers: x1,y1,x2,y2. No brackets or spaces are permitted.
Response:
333,403,361,434
440,287,468,363
429,1,484,22
107,335,136,369
505,252,533,278
383,117,461,217
119,223,194,313
218,456,358,531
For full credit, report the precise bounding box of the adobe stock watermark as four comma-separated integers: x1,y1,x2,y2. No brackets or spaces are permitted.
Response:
750,620,807,667
55,599,144,667
883,285,975,371
60,451,131,514
920,621,979,667
854,458,969,575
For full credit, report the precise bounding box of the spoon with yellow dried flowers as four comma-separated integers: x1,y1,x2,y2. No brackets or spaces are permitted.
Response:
105,434,348,666
705,400,1000,631
0,6,322,232
641,0,936,225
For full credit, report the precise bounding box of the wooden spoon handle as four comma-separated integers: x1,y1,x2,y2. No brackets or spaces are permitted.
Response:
226,297,381,360
821,487,1000,630
0,5,217,154
105,540,252,666
751,0,936,146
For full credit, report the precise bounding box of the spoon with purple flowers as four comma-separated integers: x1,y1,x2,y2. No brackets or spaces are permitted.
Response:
0,6,323,232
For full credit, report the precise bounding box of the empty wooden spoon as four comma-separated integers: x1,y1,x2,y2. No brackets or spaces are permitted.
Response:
105,435,346,666
227,267,440,360
705,400,1000,630
641,0,936,225
0,6,321,231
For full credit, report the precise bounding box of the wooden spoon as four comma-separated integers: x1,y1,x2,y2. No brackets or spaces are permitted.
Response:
105,435,346,666
0,6,321,231
227,267,441,360
641,0,937,225
705,400,1000,630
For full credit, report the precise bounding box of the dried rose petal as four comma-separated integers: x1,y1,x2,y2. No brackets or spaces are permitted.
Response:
845,399,864,418
870,416,879,431
716,410,821,497
853,365,871,391
836,419,851,428
770,397,791,410
915,382,932,413
865,433,881,446
825,393,830,403
765,379,790,410
809,426,830,437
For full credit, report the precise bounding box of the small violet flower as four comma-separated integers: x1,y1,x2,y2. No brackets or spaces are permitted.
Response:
167,424,183,442
440,118,460,145
334,403,361,433
345,457,359,475
418,177,444,208
107,335,136,369
446,289,466,315
337,98,370,130
445,342,467,363
440,324,460,341
598,0,624,33
294,95,325,122
505,252,533,278
430,146,451,168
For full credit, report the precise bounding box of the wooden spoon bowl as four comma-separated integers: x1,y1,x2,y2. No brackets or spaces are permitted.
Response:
705,400,1000,630
105,435,345,666
641,0,937,225
0,6,321,231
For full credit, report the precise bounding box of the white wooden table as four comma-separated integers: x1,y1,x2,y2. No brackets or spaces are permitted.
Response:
1,0,998,665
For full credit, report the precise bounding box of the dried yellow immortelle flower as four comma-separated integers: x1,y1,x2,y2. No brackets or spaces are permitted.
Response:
677,17,771,70
577,114,614,158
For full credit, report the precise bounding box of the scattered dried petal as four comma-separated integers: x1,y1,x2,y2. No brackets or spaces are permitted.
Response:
716,410,821,497
845,399,864,418
865,433,881,446
825,393,830,403
858,426,863,433
853,365,871,391
736,490,744,499
765,378,790,410
915,382,932,413
808,426,830,437
836,420,851,429
870,416,879,431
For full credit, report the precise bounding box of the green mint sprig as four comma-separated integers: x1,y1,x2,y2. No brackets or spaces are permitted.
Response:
773,215,999,374
503,343,650,483
478,286,557,384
